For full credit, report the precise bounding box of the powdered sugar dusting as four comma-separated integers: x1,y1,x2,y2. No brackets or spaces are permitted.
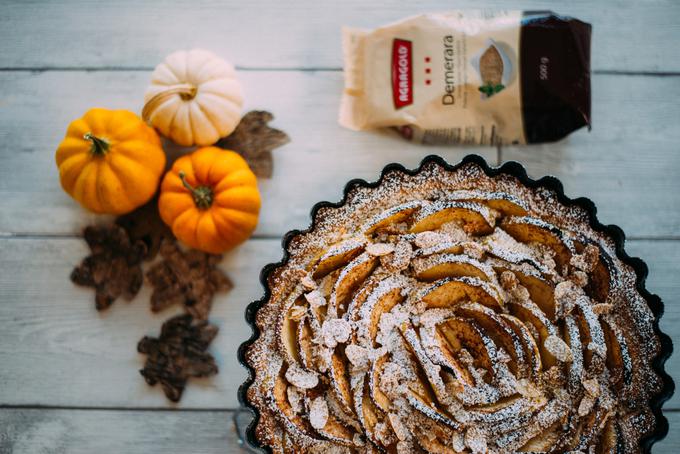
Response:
245,160,663,452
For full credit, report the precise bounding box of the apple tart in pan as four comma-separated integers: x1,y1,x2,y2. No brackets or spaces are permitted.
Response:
240,156,672,453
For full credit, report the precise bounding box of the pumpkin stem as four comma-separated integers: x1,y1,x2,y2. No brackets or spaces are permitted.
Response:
84,132,110,156
178,170,213,210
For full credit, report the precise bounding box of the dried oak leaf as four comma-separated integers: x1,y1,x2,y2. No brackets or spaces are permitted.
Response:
116,197,172,261
216,110,290,178
138,314,219,402
71,225,147,311
146,240,233,320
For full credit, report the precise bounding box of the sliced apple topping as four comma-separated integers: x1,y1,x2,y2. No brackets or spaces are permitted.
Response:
410,200,496,235
329,347,354,414
413,253,494,282
407,390,460,430
312,237,366,279
411,413,459,452
456,302,528,377
563,316,585,392
420,276,504,311
412,239,465,258
492,259,556,321
508,300,559,368
277,293,308,365
354,373,393,449
400,323,452,403
297,315,316,370
255,182,653,452
437,317,499,382
574,239,615,304
271,365,316,438
361,200,423,235
572,297,607,368
601,319,633,391
418,309,474,386
328,252,378,317
369,354,392,413
499,314,542,378
449,189,530,217
466,396,530,423
353,275,408,346
500,216,576,270
518,420,565,453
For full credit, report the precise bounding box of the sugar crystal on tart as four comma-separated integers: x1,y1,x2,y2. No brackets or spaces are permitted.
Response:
244,158,666,453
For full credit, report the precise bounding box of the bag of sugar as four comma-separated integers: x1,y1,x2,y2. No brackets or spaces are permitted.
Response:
339,11,591,145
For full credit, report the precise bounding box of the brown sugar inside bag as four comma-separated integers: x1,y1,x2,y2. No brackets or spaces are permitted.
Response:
339,11,591,145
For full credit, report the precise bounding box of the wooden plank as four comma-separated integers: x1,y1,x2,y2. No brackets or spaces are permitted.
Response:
0,237,677,410
0,409,241,454
0,408,678,453
2,71,680,237
502,74,680,238
0,70,495,237
1,0,679,72
0,237,283,409
626,240,680,410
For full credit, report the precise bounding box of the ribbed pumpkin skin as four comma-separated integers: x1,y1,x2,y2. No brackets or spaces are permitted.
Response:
158,147,261,254
144,49,244,147
55,108,166,214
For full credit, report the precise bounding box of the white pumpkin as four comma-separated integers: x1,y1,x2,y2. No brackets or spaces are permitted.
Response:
143,49,244,146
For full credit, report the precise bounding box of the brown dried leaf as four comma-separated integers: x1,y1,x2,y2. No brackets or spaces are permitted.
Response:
146,240,233,320
116,196,172,261
70,225,147,310
138,314,219,402
216,110,290,178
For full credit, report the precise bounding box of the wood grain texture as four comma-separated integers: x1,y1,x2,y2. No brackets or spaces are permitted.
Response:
3,70,680,237
0,237,283,409
501,74,680,238
1,0,679,72
1,408,679,453
0,69,495,237
0,238,676,411
626,240,680,409
0,409,240,454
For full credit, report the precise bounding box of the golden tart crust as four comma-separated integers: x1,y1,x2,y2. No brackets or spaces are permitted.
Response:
244,158,665,453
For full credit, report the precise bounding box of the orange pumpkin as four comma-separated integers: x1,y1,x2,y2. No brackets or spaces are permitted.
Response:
158,147,260,253
55,108,166,214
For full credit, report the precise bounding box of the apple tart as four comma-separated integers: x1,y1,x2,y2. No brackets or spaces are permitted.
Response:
241,156,671,453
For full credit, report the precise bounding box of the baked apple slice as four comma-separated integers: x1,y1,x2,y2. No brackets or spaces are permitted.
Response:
490,259,556,321
500,216,576,270
449,189,530,217
354,373,394,450
508,300,560,369
329,347,354,414
353,275,407,346
420,276,504,311
328,253,378,317
413,253,494,282
304,390,357,446
456,302,528,377
312,237,365,279
271,365,315,438
361,200,423,235
369,354,392,413
410,200,496,235
499,313,542,378
438,317,499,382
601,318,633,392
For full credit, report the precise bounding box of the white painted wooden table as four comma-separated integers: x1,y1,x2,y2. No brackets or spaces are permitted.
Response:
0,1,679,452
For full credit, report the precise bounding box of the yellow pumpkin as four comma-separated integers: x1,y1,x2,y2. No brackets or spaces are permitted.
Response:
55,108,166,214
158,147,260,254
